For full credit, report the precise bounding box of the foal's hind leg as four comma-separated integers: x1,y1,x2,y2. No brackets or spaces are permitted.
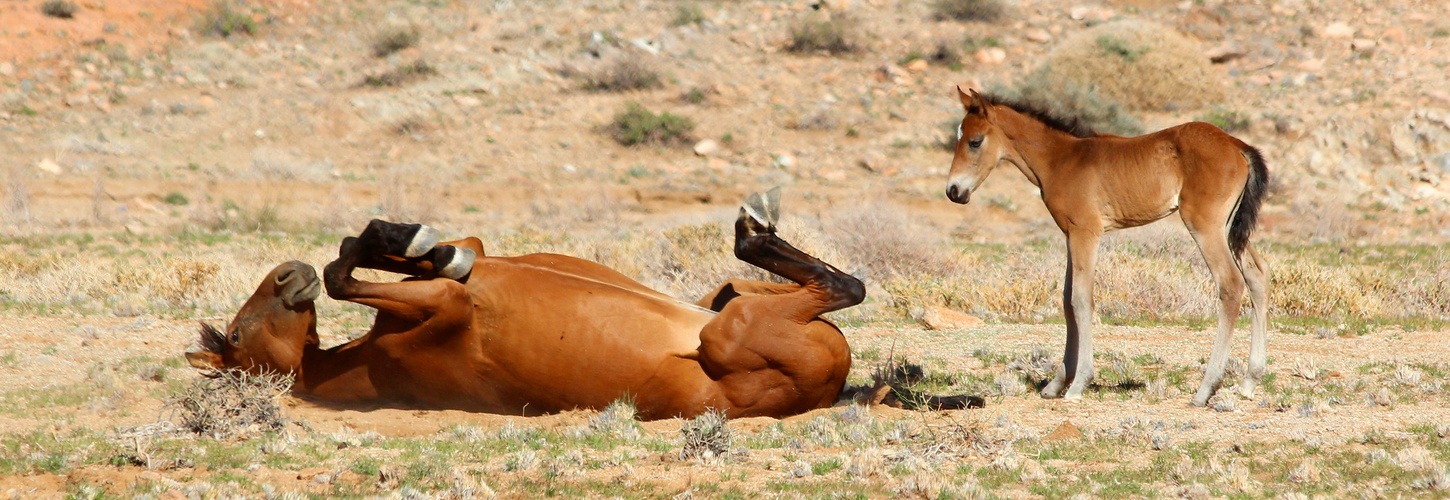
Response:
1186,226,1247,407
1236,242,1270,398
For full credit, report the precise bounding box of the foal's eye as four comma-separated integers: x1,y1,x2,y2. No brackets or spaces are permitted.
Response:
967,136,984,149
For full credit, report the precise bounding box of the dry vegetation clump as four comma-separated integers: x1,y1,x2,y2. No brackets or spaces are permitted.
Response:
1272,260,1384,320
371,26,421,57
605,102,695,147
378,164,443,224
2,165,32,225
197,1,257,38
362,59,437,87
1036,20,1226,111
679,409,732,461
581,56,664,92
671,3,706,27
786,15,863,55
584,400,642,441
930,0,1004,22
172,370,292,439
821,203,956,281
40,0,78,19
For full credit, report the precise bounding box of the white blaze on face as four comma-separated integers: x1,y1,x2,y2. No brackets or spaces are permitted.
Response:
956,123,963,142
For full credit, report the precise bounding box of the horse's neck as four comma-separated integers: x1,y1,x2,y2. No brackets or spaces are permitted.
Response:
996,108,1078,189
294,340,377,399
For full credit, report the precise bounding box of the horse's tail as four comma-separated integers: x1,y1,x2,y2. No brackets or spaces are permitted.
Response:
1229,145,1269,258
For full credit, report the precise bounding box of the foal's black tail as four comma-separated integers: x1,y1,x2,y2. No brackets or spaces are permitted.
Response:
1229,145,1269,258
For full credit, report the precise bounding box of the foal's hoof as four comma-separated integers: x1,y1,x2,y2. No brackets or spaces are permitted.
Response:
742,186,781,231
405,225,443,258
434,245,476,280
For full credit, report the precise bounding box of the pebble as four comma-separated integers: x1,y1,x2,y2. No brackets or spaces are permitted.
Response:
973,47,1007,64
1205,42,1247,63
1323,22,1355,38
1025,29,1051,43
1350,38,1377,56
905,59,928,71
0,62,13,76
773,154,796,169
692,139,719,157
36,158,61,174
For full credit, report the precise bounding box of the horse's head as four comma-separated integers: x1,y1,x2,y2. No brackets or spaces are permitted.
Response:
945,85,1009,205
186,261,321,374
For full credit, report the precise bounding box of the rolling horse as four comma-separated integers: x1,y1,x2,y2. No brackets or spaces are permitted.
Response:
188,191,886,420
943,86,1270,406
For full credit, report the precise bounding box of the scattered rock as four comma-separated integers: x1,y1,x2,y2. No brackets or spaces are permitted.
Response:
1350,38,1376,57
1042,420,1082,442
295,77,319,89
905,59,928,72
692,139,719,157
36,158,62,174
0,62,13,76
773,153,796,169
1323,22,1355,38
972,47,1006,64
454,95,483,108
1205,42,1247,63
297,467,330,481
1381,27,1406,44
857,152,886,173
1069,6,1091,20
1025,29,1051,43
874,64,907,84
1296,59,1324,71
919,306,985,331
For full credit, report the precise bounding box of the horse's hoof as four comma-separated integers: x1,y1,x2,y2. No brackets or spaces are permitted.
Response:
437,247,476,280
1039,390,1062,399
742,186,781,230
405,225,442,258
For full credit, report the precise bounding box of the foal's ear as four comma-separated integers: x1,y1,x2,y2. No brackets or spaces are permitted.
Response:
957,85,989,117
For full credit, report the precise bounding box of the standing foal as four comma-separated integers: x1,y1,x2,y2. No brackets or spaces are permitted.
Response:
944,86,1270,406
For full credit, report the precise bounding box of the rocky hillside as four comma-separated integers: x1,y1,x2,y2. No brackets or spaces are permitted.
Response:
1,0,1448,243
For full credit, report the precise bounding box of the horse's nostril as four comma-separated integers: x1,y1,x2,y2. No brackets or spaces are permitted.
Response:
275,268,295,285
946,184,959,200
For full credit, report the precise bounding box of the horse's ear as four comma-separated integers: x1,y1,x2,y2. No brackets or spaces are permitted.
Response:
956,84,973,108
186,350,223,370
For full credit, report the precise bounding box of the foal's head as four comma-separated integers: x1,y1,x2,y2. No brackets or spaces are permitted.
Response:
186,261,321,374
945,86,1012,205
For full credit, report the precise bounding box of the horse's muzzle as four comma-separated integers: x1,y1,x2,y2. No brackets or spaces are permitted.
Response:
946,183,971,204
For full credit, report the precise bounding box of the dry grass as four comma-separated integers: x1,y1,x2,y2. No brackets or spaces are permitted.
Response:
197,1,256,38
581,56,664,92
1036,20,1226,111
786,15,862,55
678,409,732,461
605,102,695,147
930,0,1004,22
371,26,421,57
172,370,292,439
40,0,78,19
362,59,437,87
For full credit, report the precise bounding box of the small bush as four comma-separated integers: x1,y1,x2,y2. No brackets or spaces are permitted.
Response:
786,16,861,55
362,59,437,87
371,26,420,57
1036,20,1227,111
586,400,642,441
198,1,256,38
931,0,1003,22
1198,108,1250,132
41,0,78,19
679,409,732,460
672,3,705,26
172,370,292,439
163,192,189,206
582,57,663,92
606,103,694,146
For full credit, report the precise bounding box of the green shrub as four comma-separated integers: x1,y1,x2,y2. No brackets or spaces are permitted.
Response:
931,0,1004,22
41,0,78,19
990,67,1146,136
163,192,189,206
672,3,706,27
1198,108,1250,132
198,1,256,38
606,103,694,146
371,26,420,57
1037,20,1227,111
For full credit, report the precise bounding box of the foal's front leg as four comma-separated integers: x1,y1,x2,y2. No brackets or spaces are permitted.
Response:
1044,230,1101,400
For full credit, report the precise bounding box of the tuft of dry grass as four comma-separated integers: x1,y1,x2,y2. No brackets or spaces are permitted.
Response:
2,165,32,225
585,400,642,441
679,409,732,461
786,15,862,55
1035,20,1226,111
581,56,663,92
172,370,292,439
371,26,421,57
930,0,1003,22
362,59,437,87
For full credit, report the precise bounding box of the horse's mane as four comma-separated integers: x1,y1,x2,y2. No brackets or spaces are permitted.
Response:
980,93,1099,138
198,322,227,354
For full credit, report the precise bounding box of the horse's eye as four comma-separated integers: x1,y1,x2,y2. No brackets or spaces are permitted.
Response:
968,137,984,149
229,330,241,345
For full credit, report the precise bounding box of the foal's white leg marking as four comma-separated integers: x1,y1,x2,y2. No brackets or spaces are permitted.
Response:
406,226,443,258
1189,230,1246,407
1061,233,1101,401
438,247,476,280
1238,244,1270,399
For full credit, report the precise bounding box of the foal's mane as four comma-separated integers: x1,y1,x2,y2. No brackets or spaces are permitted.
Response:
980,93,1099,138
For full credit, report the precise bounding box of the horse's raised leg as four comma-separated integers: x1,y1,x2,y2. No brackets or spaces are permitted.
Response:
695,279,801,312
731,207,865,317
322,221,473,323
1237,242,1270,398
1187,227,1247,406
1060,231,1101,400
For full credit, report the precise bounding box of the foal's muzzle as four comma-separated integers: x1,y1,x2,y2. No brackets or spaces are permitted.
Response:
946,183,971,204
